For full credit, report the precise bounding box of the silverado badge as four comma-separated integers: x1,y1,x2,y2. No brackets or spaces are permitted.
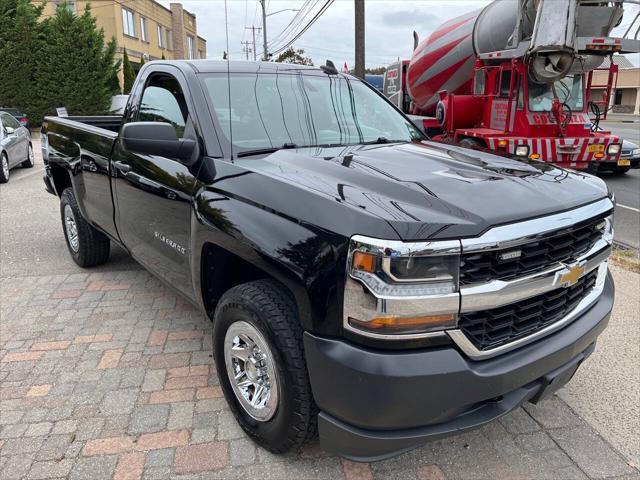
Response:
555,262,586,288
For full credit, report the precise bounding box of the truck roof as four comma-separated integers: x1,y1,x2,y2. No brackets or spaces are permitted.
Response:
156,60,333,75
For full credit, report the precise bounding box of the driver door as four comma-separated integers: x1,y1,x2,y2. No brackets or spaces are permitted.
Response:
111,67,201,300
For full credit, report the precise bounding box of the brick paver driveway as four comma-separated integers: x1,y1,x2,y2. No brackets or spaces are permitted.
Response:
1,138,638,479
0,269,637,480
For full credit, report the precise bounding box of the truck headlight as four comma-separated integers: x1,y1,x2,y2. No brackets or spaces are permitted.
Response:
632,148,640,156
607,143,621,155
598,212,614,242
515,145,529,157
346,236,460,335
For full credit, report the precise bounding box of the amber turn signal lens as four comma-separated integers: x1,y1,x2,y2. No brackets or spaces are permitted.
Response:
349,313,456,333
498,140,508,147
352,251,376,273
594,152,605,159
529,153,541,160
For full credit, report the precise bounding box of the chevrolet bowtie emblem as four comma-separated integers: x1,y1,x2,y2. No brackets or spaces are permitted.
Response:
556,263,586,287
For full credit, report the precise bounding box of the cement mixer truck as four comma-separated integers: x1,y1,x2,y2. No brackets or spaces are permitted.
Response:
384,0,640,171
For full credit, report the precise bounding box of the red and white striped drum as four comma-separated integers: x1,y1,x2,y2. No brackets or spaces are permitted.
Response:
407,0,520,115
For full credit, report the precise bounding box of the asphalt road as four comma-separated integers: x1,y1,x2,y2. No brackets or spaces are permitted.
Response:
599,120,640,249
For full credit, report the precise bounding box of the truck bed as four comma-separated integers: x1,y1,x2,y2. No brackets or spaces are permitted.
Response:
58,115,123,133
42,115,123,239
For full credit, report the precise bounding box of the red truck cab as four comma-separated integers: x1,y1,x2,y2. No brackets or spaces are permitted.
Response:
433,59,622,171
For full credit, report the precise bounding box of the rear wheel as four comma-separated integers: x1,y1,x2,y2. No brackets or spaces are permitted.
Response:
60,188,110,267
213,279,317,453
21,143,34,168
614,167,630,175
0,153,9,183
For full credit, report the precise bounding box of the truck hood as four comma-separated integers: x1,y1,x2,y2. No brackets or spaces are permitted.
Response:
236,141,610,240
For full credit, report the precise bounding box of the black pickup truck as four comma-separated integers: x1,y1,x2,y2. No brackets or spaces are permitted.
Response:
42,61,615,461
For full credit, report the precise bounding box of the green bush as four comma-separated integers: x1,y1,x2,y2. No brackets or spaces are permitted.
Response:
0,0,121,125
122,49,136,94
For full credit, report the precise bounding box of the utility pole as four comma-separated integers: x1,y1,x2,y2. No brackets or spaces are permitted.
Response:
245,26,261,61
354,0,365,78
261,0,268,61
241,41,252,60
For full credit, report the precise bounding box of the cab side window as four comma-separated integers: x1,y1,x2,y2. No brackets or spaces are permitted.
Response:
499,70,512,97
137,75,188,138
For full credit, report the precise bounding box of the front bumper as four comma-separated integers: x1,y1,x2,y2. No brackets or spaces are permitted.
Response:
305,272,614,461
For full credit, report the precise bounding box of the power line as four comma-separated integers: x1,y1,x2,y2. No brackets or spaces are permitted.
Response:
267,0,316,48
269,0,334,56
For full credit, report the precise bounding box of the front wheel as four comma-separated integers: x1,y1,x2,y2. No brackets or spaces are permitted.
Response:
21,143,35,168
60,188,110,267
213,280,317,454
0,154,9,183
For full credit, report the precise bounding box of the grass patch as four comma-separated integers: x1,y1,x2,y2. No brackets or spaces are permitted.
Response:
611,246,640,273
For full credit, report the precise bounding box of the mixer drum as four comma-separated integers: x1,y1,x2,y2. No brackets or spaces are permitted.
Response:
407,0,520,115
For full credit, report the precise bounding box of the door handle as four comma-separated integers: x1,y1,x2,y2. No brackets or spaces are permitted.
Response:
112,161,131,173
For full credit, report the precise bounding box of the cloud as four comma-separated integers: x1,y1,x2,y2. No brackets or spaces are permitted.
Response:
160,0,486,67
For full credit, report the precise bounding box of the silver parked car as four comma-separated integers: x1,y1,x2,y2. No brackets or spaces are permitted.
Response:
0,110,34,183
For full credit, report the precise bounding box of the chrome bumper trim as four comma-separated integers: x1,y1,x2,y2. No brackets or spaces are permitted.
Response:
460,198,614,253
459,240,612,313
448,261,609,360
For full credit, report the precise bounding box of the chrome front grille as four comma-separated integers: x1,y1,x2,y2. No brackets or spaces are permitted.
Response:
459,213,607,285
458,269,599,351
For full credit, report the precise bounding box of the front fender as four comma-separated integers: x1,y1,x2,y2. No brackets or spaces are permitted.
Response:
191,187,348,336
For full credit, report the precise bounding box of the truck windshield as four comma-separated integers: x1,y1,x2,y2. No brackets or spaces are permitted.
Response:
200,72,424,154
528,74,584,112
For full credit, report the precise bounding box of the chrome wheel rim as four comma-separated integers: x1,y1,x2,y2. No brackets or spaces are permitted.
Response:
28,145,34,165
64,204,79,252
2,156,8,178
224,321,279,422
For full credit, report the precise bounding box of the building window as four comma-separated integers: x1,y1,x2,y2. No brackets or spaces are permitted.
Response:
187,36,194,59
166,29,173,51
122,8,136,37
157,25,165,48
54,0,76,12
140,17,148,42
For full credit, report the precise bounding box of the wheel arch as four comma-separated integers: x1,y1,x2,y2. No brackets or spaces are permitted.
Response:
49,163,72,197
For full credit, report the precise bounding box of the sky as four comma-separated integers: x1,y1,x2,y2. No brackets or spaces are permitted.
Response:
159,0,639,68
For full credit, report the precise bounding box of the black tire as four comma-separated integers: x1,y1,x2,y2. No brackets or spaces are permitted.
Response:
614,167,630,175
458,137,484,150
213,279,317,453
21,143,34,168
60,188,110,267
0,153,9,183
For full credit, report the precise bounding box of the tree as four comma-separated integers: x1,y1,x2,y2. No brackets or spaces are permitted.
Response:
365,66,386,75
122,49,135,94
107,58,122,95
161,52,166,60
273,47,313,66
0,0,44,120
30,3,120,124
139,56,145,67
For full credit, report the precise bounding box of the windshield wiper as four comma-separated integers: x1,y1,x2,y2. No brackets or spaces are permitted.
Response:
361,137,409,145
236,143,298,158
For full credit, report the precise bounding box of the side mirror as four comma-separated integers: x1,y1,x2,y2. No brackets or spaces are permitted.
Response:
121,122,196,163
4,126,15,135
